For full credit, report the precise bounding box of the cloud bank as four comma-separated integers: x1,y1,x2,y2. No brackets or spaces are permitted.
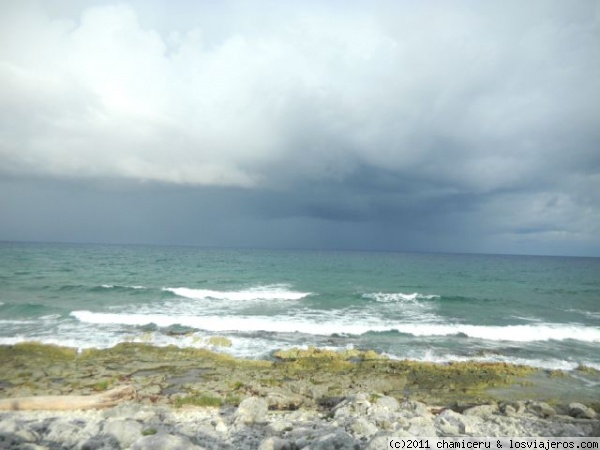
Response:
1,1,599,255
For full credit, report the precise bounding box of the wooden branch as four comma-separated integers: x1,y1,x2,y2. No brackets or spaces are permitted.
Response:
0,385,136,411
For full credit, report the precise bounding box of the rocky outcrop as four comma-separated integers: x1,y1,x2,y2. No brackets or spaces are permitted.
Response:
0,393,598,450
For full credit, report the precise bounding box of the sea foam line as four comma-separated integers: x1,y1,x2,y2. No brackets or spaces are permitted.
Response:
70,311,600,343
363,292,440,302
164,285,311,301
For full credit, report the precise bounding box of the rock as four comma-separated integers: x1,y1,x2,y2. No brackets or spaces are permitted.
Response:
131,433,202,450
436,409,475,435
333,393,371,418
528,401,556,418
20,444,50,450
46,420,87,448
235,397,268,425
436,416,462,436
310,431,357,450
400,400,430,418
407,416,437,436
0,417,19,433
500,401,526,416
350,417,379,437
14,428,39,443
569,403,597,419
366,434,395,450
78,435,120,450
214,419,228,434
103,419,143,448
266,391,304,410
258,436,291,450
462,404,499,417
266,420,293,435
370,396,400,416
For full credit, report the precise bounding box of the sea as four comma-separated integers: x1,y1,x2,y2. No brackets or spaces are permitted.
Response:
1,241,599,373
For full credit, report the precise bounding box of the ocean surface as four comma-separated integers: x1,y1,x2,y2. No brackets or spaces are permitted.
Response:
1,242,599,372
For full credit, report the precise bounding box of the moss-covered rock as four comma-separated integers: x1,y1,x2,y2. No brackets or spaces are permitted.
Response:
0,342,593,411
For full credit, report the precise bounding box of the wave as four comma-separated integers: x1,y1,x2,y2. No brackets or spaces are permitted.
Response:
363,292,440,303
164,284,311,301
71,311,600,343
386,350,600,372
99,284,147,290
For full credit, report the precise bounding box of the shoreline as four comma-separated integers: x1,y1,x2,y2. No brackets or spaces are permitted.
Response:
0,342,598,448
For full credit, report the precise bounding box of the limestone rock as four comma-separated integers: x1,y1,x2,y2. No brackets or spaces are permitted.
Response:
235,397,268,425
436,409,475,435
569,403,597,419
131,433,202,450
350,417,379,437
528,401,556,418
258,436,292,450
103,419,143,448
370,396,400,415
462,404,499,417
333,393,371,418
310,430,357,450
400,400,430,418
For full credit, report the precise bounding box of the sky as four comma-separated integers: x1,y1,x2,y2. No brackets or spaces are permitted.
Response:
1,0,599,256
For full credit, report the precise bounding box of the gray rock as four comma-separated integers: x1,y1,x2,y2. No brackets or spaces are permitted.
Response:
131,433,202,450
0,417,19,433
370,396,400,415
501,401,526,417
14,428,39,443
333,393,371,418
366,434,394,450
311,430,357,450
103,419,143,448
349,417,379,437
528,402,556,418
235,396,269,425
569,403,597,419
266,391,304,410
77,435,120,450
407,416,437,437
400,400,430,418
436,417,462,436
46,420,87,448
462,404,499,417
258,436,291,450
20,444,51,450
436,409,476,435
266,420,293,435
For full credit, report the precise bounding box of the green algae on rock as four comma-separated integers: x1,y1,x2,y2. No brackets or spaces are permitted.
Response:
0,343,593,411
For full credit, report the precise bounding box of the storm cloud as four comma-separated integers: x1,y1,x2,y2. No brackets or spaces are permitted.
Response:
1,1,599,255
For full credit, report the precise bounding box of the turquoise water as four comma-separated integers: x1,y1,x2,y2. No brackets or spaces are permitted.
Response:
0,242,599,370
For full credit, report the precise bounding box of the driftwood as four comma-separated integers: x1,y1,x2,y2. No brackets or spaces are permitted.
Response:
0,385,136,411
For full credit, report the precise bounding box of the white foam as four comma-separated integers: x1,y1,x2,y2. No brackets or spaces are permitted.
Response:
101,284,146,290
400,323,600,342
70,311,600,343
164,284,311,301
0,319,37,325
385,350,586,371
363,292,440,302
39,314,62,321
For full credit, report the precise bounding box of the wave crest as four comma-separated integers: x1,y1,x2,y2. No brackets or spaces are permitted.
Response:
164,284,311,301
363,292,440,302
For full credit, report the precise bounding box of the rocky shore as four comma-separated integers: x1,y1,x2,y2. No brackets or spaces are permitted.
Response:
0,342,598,449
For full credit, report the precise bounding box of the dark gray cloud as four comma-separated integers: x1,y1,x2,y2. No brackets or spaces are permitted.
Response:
1,0,599,256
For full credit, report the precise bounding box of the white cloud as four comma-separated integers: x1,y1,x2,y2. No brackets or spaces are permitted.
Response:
0,0,598,199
